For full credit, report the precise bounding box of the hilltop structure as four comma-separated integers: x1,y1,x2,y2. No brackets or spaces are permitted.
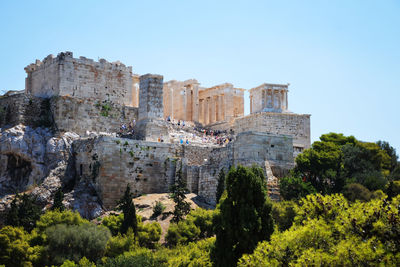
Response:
0,52,310,211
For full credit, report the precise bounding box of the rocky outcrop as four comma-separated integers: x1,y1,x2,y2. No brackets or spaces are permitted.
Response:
0,124,106,220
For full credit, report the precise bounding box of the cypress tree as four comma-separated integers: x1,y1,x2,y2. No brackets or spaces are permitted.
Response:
212,165,274,267
6,193,41,232
170,165,191,223
117,184,138,235
215,168,225,203
52,188,65,211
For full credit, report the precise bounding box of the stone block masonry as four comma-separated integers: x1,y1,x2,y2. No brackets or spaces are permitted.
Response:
25,52,134,106
72,131,294,208
0,94,138,135
73,136,183,209
234,112,311,157
138,74,164,120
136,74,168,141
52,96,138,135
0,93,53,129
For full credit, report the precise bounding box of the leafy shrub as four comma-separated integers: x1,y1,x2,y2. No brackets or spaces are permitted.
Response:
166,220,200,247
60,257,96,267
35,210,88,233
386,180,400,199
187,208,214,238
166,208,214,246
44,223,111,265
158,237,215,267
343,183,372,202
239,195,400,266
138,221,162,249
279,173,316,200
105,229,137,258
101,248,156,267
152,201,166,218
271,201,297,231
102,213,161,249
101,213,123,236
0,226,41,267
294,193,349,224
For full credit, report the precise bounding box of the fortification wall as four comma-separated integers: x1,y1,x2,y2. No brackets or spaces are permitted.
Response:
0,94,138,135
0,93,53,129
73,137,183,209
25,52,134,106
52,96,138,135
234,112,311,155
197,145,233,204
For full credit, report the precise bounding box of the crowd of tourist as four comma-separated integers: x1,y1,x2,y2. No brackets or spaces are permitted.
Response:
165,116,234,146
115,116,234,146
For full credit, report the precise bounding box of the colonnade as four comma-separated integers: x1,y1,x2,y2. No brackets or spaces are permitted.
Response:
199,94,226,125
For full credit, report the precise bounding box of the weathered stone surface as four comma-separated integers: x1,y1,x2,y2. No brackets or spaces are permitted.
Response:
25,52,134,106
234,112,311,157
0,124,78,205
73,130,294,208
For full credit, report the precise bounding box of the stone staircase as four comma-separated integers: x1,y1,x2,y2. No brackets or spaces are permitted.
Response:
265,161,281,201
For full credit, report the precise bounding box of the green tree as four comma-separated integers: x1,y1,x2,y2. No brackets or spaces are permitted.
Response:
52,188,65,211
35,210,88,233
212,165,274,267
0,226,41,267
271,201,297,232
117,184,138,235
6,193,42,232
238,194,400,266
45,223,111,265
343,183,372,202
170,166,191,223
279,172,316,200
377,140,398,172
215,168,225,203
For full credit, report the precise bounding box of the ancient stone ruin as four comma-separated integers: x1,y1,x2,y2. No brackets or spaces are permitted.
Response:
0,52,310,214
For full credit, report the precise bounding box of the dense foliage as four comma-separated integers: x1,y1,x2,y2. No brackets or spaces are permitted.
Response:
166,208,214,246
44,223,111,265
212,165,274,267
280,133,400,201
239,194,400,266
6,193,42,232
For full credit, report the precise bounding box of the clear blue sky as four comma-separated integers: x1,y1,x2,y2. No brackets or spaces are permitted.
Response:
1,0,399,153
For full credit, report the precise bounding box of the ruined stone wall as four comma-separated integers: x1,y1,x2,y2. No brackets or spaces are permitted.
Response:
72,130,295,208
233,131,294,176
52,96,138,135
197,132,294,204
73,136,183,209
182,145,215,193
0,94,138,135
0,93,53,129
25,52,134,106
234,112,311,153
197,145,233,204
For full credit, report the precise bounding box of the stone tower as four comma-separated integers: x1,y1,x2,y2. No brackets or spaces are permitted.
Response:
135,74,168,140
